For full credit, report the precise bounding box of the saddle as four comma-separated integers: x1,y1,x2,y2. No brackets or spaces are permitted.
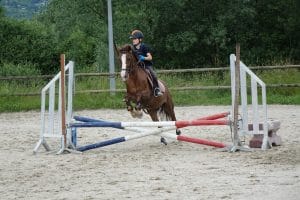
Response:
144,69,165,93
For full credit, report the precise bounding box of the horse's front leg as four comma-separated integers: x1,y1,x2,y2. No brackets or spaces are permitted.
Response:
123,94,134,112
124,94,143,119
135,94,143,111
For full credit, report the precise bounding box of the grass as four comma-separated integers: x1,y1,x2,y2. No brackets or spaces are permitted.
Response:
0,68,299,112
0,96,41,112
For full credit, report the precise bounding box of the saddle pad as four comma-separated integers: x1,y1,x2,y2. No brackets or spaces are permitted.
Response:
146,75,165,93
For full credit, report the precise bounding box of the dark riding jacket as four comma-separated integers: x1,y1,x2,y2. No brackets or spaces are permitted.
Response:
132,42,160,91
133,43,153,67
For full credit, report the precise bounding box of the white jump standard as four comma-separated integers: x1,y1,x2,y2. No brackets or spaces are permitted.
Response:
33,57,74,154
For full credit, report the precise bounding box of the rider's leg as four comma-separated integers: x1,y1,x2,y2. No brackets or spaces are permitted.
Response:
148,66,162,97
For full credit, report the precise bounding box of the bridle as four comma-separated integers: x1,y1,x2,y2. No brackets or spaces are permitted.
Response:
120,49,138,81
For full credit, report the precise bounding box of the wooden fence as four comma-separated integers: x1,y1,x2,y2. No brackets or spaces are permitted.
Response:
0,65,299,96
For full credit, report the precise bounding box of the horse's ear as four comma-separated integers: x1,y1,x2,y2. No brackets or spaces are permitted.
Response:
114,41,120,57
124,44,132,52
129,44,134,52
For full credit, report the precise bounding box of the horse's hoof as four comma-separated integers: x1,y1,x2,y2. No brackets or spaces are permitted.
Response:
160,137,168,145
129,109,143,119
130,111,137,118
176,129,181,135
127,106,133,111
135,111,143,118
136,103,142,110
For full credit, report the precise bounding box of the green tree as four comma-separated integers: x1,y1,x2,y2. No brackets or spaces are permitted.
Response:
0,4,4,18
0,18,59,74
37,0,108,70
30,0,300,72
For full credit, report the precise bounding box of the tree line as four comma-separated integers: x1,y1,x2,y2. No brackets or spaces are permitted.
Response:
0,0,299,75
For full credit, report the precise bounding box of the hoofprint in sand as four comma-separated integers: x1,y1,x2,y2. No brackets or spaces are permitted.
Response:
0,105,299,200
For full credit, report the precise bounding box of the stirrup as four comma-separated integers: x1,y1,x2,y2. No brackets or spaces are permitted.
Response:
154,88,163,97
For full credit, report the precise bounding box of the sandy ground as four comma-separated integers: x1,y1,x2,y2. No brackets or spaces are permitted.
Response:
0,105,299,200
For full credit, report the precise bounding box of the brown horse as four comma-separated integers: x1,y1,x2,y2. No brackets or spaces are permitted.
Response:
117,44,181,136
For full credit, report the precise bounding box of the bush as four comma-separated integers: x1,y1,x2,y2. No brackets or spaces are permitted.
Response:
0,18,59,74
0,62,41,76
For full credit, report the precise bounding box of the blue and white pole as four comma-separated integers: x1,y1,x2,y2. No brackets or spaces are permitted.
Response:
76,126,175,152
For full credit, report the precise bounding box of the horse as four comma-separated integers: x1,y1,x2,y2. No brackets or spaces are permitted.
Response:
117,44,181,137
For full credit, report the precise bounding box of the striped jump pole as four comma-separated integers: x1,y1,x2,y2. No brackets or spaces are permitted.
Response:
73,116,147,133
160,112,229,148
71,114,229,151
75,125,226,151
73,113,230,132
69,119,229,129
72,116,177,151
71,116,147,147
74,112,229,123
76,127,175,152
73,116,108,123
196,112,230,120
161,132,226,148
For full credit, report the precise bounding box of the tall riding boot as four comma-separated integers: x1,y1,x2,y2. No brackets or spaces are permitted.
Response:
149,67,162,97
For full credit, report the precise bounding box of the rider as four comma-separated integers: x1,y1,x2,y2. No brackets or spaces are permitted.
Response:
129,30,163,97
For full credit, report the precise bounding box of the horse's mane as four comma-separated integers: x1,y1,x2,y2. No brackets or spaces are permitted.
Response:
120,44,133,53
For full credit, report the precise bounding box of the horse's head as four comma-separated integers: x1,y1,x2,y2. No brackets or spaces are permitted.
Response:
119,44,138,81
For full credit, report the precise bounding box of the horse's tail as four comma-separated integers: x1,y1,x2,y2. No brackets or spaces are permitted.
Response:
159,86,176,121
159,105,173,121
159,85,182,135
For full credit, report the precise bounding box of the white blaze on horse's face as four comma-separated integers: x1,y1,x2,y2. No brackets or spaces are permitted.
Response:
120,54,127,81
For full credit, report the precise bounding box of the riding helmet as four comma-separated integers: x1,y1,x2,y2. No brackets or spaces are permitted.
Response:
129,30,144,39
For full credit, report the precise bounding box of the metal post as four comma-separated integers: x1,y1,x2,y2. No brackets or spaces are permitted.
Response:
107,0,116,95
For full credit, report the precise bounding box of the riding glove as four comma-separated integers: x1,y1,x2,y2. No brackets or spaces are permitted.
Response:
138,55,145,61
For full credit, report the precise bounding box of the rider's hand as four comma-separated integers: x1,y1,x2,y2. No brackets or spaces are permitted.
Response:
138,55,145,61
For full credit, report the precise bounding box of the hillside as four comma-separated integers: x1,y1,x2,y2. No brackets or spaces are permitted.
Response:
0,0,48,19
